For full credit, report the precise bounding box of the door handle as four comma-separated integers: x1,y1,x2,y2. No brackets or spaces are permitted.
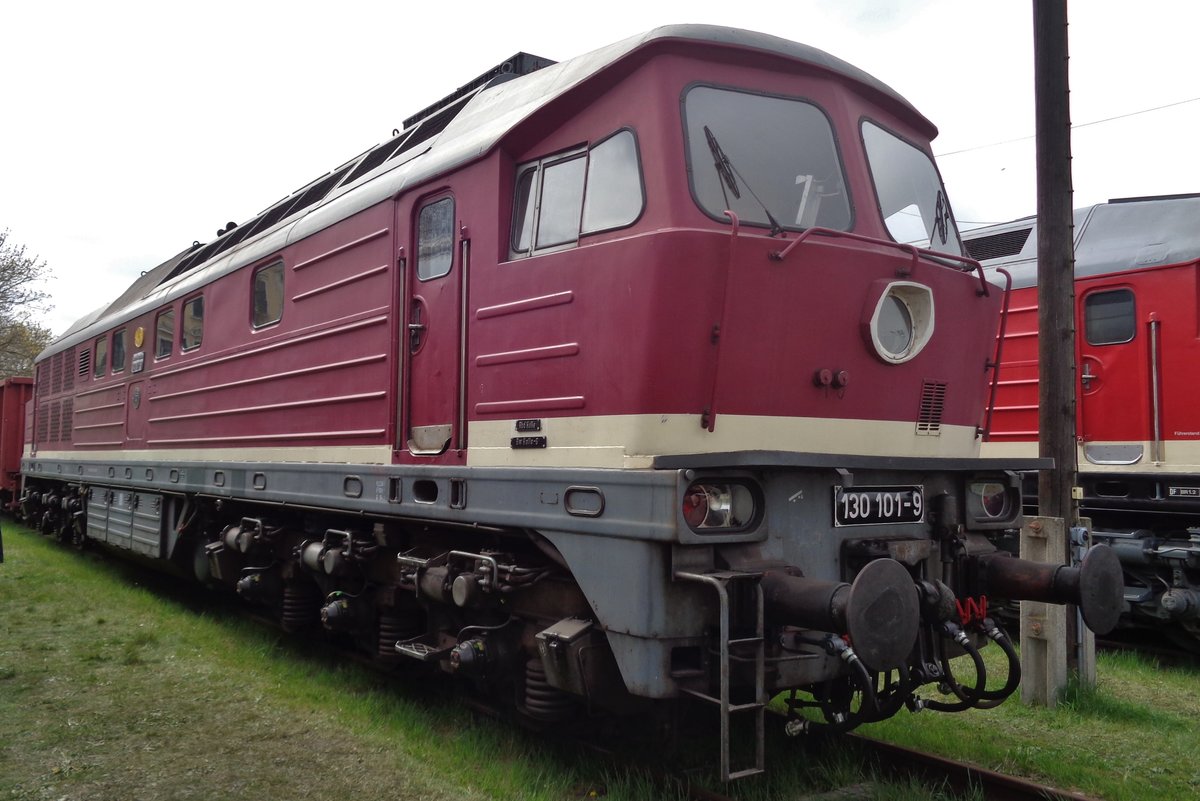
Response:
408,301,425,353
1081,362,1096,390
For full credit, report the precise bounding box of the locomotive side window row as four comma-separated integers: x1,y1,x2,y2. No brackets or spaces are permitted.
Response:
83,327,127,379
510,129,644,259
683,86,851,233
155,294,204,361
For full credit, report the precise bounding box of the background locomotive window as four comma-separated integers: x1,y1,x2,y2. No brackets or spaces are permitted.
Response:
862,121,963,255
155,309,175,359
93,335,108,378
253,262,284,328
182,296,204,351
510,129,644,258
417,197,455,280
1084,289,1136,345
684,87,850,232
112,328,127,373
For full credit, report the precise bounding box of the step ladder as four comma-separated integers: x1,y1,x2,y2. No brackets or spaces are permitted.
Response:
675,569,766,781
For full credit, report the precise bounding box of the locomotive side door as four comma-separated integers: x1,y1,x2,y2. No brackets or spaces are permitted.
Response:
1076,283,1147,464
399,192,464,456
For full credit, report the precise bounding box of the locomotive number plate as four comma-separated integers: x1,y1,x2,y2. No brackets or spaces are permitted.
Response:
833,485,924,527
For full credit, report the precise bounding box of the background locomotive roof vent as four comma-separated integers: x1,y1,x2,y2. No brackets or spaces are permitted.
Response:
962,226,1032,261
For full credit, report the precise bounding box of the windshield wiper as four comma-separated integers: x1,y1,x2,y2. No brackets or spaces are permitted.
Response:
703,125,785,236
705,125,741,201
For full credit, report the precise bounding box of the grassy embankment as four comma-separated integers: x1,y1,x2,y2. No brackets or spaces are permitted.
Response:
858,633,1200,800
1,520,1195,800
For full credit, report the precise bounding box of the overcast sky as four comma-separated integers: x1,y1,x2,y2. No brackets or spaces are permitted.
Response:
4,0,1199,336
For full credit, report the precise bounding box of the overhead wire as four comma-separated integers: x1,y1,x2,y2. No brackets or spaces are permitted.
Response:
935,96,1200,157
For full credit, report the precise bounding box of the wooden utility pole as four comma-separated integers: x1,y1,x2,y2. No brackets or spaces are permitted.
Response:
1031,0,1082,680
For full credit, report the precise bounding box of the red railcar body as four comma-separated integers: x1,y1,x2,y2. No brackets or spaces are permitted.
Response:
0,377,33,510
968,194,1200,644
19,26,1117,777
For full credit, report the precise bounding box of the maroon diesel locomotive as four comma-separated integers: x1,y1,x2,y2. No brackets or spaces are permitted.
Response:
20,26,1119,778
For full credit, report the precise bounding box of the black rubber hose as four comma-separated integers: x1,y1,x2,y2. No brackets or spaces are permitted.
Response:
925,626,988,712
847,652,880,721
968,619,1021,708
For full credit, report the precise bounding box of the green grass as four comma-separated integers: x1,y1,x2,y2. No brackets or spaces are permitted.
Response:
2,520,1187,800
856,632,1200,800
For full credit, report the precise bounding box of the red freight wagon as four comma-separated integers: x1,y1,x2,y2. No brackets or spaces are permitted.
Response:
0,376,32,511
966,194,1200,647
21,26,1118,777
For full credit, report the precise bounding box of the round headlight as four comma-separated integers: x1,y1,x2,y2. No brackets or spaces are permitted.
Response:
866,281,935,363
682,482,757,531
878,295,914,356
969,481,1011,520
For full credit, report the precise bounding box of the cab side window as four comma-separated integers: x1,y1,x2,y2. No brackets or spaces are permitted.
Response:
253,262,284,328
112,328,127,373
156,309,175,359
510,129,644,259
182,296,204,351
93,335,108,377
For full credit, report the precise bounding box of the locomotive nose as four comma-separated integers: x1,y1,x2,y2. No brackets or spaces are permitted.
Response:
974,544,1124,634
761,558,920,670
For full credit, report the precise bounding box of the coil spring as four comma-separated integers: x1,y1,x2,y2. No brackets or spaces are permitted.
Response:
377,614,421,660
280,583,321,632
524,658,575,722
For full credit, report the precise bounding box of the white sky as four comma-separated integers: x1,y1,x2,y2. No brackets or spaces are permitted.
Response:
4,0,1199,336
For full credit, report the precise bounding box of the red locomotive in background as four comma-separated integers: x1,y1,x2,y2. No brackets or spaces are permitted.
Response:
966,194,1200,648
14,25,1118,778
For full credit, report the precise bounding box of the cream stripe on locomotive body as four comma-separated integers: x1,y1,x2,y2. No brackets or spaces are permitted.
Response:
20,25,1120,779
32,414,980,470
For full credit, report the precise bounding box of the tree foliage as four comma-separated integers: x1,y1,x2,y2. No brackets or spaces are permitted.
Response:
0,229,53,379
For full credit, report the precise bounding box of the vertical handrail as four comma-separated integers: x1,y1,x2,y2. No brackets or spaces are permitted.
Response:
456,231,471,452
1149,315,1162,464
703,211,739,432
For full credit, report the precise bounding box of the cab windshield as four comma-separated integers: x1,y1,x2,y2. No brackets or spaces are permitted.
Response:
683,86,851,232
862,121,964,256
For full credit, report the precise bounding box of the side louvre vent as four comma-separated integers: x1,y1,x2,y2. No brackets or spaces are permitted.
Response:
51,353,64,394
36,402,49,444
62,348,76,391
49,402,61,443
61,398,73,443
917,380,947,434
78,349,91,377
